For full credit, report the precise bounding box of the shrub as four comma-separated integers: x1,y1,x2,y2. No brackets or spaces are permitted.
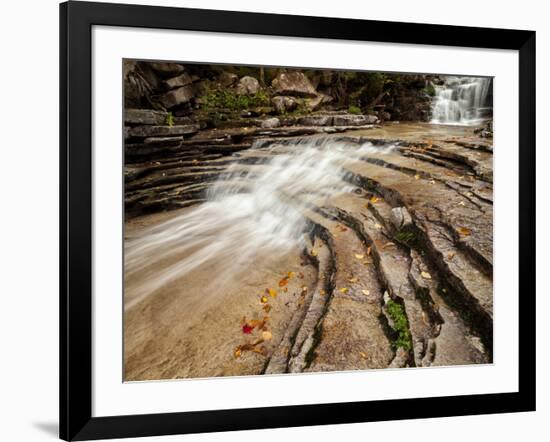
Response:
200,89,270,111
348,105,361,115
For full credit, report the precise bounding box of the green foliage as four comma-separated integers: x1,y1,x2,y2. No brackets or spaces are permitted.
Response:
165,112,174,127
386,300,412,351
348,105,361,115
423,84,436,97
200,89,270,111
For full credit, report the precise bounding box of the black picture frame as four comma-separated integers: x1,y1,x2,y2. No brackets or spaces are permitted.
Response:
60,1,536,440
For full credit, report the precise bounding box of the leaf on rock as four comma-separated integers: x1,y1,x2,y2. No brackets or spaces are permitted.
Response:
457,226,471,237
382,242,396,249
242,324,254,334
370,196,381,204
260,295,269,304
420,271,432,280
266,288,277,298
310,249,318,257
278,277,289,287
339,287,349,293
287,271,296,279
354,253,364,259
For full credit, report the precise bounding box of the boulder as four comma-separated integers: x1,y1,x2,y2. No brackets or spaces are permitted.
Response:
390,206,413,232
218,71,238,87
235,76,260,95
149,62,185,77
261,117,280,129
304,93,333,111
164,72,194,89
128,124,200,138
333,114,379,126
125,109,168,125
271,71,317,97
159,85,195,109
271,96,298,114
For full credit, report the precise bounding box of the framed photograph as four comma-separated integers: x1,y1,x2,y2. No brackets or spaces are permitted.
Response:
60,1,536,440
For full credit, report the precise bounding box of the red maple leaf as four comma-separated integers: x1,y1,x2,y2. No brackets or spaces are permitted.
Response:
242,324,254,334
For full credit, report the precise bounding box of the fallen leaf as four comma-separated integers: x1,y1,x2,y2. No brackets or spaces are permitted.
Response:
287,271,296,279
310,250,318,257
457,226,471,237
361,289,370,296
447,252,456,260
266,288,277,298
263,304,272,313
260,296,269,304
421,271,432,280
382,242,396,249
359,351,368,360
234,347,242,358
242,324,254,334
355,254,365,259
370,196,381,203
339,287,349,293
262,331,273,341
278,277,289,287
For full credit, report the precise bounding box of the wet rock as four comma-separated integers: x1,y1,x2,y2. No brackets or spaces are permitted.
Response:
125,109,168,125
159,85,195,109
235,76,260,95
297,115,333,126
164,72,194,89
272,71,317,97
143,136,183,146
271,96,298,114
128,124,200,138
261,117,280,129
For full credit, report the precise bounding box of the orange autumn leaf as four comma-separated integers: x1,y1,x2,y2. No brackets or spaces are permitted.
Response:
278,277,289,287
457,226,471,237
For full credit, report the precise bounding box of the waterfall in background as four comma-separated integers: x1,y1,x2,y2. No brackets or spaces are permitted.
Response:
430,77,492,125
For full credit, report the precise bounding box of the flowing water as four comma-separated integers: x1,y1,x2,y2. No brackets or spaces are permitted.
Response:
124,138,396,309
431,76,492,125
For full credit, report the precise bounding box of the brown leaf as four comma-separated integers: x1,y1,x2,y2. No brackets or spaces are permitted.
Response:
278,277,289,287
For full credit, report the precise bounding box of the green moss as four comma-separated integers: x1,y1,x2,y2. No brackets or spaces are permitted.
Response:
165,112,174,127
200,89,270,111
348,105,361,115
386,300,412,351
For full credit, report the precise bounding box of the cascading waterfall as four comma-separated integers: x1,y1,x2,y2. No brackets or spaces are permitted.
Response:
430,76,492,125
124,138,396,309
